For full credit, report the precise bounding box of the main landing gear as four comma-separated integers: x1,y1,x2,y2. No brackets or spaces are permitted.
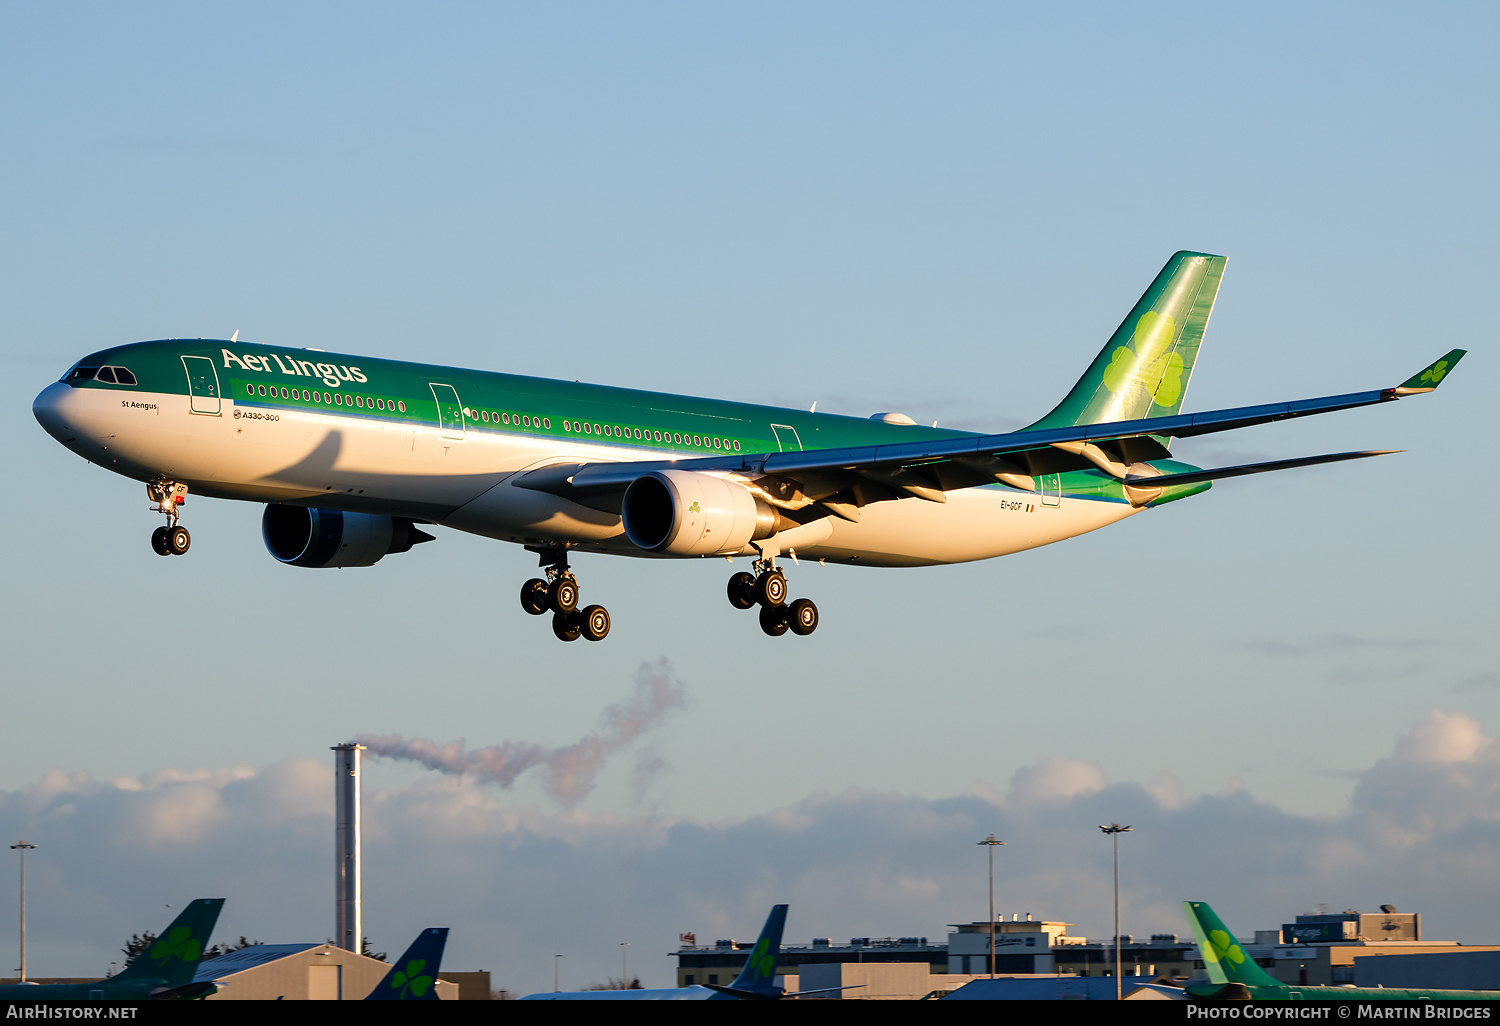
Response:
147,480,191,557
520,545,610,642
728,558,818,638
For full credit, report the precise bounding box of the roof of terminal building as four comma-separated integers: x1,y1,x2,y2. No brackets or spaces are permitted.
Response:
192,944,321,980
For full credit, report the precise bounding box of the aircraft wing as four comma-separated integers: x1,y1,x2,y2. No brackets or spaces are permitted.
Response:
518,350,1461,516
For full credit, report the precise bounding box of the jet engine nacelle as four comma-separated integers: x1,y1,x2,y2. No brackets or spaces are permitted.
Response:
262,505,434,568
621,470,780,556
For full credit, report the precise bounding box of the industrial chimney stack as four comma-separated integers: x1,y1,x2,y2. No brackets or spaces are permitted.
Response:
332,742,364,952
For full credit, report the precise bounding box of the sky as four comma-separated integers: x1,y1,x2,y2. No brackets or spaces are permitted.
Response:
2,0,1498,996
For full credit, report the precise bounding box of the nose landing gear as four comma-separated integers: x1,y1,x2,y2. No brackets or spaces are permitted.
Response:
728,557,818,637
520,544,610,642
147,481,191,556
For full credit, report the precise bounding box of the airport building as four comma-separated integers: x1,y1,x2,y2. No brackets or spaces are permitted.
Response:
945,917,1197,979
668,902,1500,999
191,943,463,1001
1231,906,1500,988
671,915,1195,997
674,933,948,989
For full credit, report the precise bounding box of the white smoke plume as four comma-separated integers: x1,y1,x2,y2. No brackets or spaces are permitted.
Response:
357,658,686,804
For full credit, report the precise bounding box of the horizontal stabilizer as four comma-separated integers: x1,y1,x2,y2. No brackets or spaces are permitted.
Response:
1124,449,1399,489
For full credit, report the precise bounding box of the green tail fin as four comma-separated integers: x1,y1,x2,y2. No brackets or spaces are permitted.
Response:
114,898,224,990
1027,251,1228,431
1182,901,1279,988
703,905,788,999
365,928,448,1000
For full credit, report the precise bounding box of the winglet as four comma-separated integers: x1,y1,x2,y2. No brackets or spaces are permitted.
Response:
1395,349,1466,394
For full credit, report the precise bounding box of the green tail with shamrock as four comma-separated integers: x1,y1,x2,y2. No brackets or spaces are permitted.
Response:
1026,251,1228,432
114,898,225,991
366,928,449,1000
704,904,788,1000
1182,901,1280,988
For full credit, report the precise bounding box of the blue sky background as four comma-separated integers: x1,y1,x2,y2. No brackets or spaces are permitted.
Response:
2,1,1497,995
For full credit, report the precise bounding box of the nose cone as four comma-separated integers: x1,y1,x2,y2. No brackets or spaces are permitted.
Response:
33,381,78,443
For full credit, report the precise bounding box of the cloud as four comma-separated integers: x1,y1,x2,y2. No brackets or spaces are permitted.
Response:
1228,634,1442,657
1006,757,1108,806
1453,672,1500,693
6,710,1500,994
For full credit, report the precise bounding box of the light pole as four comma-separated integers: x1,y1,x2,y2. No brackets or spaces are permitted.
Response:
621,941,629,988
554,954,562,992
1099,824,1132,1000
10,842,36,983
977,834,1004,979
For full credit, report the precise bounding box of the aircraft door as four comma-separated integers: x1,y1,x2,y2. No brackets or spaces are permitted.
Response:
429,383,465,440
1040,473,1061,507
181,356,221,415
770,424,803,451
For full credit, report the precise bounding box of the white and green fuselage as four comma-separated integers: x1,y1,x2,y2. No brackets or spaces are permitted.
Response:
34,340,1192,567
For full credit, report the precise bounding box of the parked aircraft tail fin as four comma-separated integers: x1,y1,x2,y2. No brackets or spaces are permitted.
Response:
366,927,449,1000
113,898,225,992
1027,251,1227,432
703,904,788,1000
1182,901,1280,988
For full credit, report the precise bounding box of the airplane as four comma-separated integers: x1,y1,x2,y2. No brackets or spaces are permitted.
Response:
519,903,799,1000
0,898,224,1000
32,252,1465,642
1183,901,1500,1001
363,927,449,1000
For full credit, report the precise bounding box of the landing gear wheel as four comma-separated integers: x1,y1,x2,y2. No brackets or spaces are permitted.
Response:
788,598,819,636
520,578,550,615
151,526,171,556
552,610,583,642
548,576,579,614
755,571,787,608
759,604,790,637
727,572,757,610
581,605,610,642
167,526,191,555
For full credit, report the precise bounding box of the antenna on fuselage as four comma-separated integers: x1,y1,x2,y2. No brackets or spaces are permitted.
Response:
230,330,239,343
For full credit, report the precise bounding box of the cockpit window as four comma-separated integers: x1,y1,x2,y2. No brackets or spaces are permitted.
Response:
68,365,137,386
